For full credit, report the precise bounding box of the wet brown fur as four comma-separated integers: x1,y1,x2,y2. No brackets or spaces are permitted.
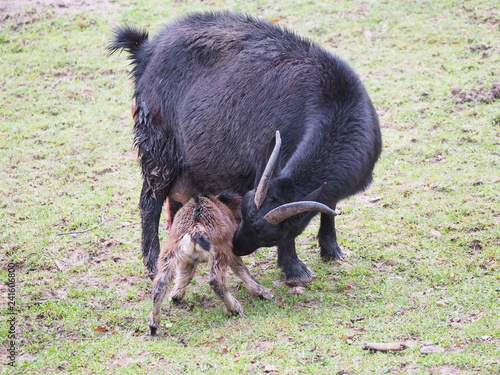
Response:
148,193,273,336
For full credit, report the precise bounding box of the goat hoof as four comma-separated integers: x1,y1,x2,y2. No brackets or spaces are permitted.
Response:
290,286,306,295
170,296,184,305
149,326,158,336
285,270,313,287
321,253,343,262
283,262,313,287
320,244,343,261
147,269,156,281
227,301,243,317
285,276,313,288
258,287,274,300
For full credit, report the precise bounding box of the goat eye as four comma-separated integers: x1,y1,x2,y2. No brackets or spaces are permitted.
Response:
256,218,272,232
253,221,264,232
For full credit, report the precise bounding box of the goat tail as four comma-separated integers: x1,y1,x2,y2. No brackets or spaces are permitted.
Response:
108,25,149,61
191,232,211,252
177,233,211,263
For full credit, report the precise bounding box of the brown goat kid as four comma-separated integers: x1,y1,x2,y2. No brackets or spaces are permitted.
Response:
148,192,273,336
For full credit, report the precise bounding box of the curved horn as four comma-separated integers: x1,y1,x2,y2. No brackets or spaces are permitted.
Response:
263,201,337,225
254,131,281,209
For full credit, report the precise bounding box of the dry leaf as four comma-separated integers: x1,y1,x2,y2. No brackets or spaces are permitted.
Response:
420,345,445,354
276,297,286,307
94,326,107,332
341,336,353,344
346,281,358,288
77,22,86,28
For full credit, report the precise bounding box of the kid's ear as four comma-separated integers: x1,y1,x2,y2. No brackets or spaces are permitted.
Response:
216,191,242,210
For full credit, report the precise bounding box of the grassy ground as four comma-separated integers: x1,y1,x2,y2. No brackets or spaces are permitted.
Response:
1,0,499,373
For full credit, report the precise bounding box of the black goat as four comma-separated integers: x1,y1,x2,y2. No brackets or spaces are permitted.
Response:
109,11,382,287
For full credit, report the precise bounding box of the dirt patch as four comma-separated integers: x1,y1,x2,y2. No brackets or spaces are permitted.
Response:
429,365,468,375
390,363,419,374
0,0,120,16
451,81,500,104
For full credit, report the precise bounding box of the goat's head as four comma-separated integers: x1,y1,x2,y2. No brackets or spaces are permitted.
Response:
233,131,337,255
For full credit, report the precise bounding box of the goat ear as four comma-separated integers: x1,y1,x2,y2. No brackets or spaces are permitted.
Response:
253,132,282,189
301,182,327,202
216,191,242,209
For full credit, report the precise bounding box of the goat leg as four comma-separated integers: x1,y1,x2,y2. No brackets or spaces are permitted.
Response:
277,238,313,287
318,212,343,261
139,184,168,279
230,255,273,300
209,254,243,316
148,260,174,336
170,259,198,304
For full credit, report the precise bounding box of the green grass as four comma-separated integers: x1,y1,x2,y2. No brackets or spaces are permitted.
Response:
1,0,499,373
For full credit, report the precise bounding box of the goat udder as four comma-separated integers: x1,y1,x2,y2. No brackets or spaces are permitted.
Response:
169,173,195,204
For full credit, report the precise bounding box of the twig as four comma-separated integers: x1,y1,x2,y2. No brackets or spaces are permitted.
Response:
362,342,408,351
57,223,103,236
51,78,62,89
53,259,65,271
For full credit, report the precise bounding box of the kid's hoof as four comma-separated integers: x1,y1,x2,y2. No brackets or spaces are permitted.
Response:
258,287,274,300
290,286,306,295
149,326,158,336
226,301,243,317
170,296,184,305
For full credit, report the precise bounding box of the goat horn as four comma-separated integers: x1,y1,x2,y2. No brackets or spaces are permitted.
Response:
254,131,281,209
263,201,337,225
